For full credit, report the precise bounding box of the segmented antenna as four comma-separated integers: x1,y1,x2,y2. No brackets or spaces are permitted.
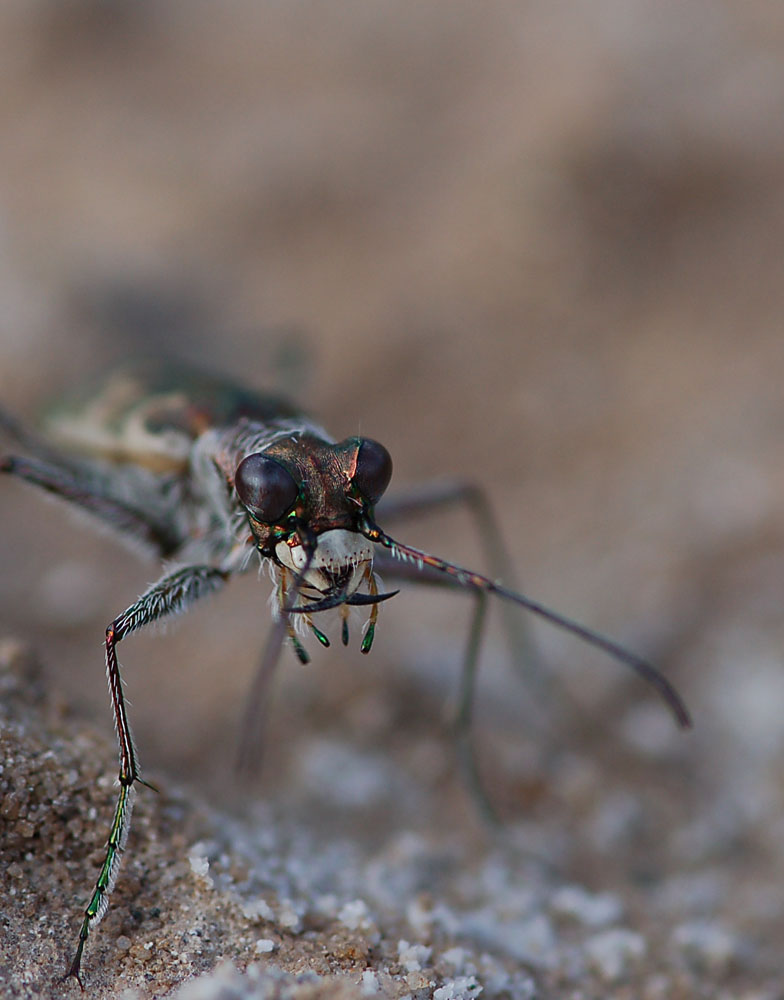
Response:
361,520,692,729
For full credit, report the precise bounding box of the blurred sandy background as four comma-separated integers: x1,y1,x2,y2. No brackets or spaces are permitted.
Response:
1,2,784,994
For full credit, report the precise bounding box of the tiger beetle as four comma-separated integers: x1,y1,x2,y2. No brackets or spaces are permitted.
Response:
0,360,691,987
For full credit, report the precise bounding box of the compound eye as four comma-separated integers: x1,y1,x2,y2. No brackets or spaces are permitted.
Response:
353,438,392,505
235,453,298,523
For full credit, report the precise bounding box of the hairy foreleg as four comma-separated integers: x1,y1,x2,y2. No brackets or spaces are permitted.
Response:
377,480,540,686
65,564,228,987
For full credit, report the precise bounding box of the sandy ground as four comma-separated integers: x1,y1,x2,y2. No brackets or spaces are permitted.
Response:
2,3,784,997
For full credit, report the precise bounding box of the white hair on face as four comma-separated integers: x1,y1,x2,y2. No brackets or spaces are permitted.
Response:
275,529,373,596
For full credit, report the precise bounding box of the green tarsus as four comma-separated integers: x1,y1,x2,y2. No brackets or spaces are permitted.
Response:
67,779,135,986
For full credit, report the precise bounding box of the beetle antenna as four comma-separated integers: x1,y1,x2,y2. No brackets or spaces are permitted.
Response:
361,520,691,729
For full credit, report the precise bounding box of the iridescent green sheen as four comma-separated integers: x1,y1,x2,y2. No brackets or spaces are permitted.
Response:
66,781,135,986
311,623,330,648
0,361,690,988
360,622,375,654
291,633,310,664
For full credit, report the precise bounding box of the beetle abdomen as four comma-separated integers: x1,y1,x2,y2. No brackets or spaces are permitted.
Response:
44,360,303,473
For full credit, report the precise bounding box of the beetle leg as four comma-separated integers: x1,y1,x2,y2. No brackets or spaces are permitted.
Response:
0,405,79,467
373,481,548,818
0,453,181,556
235,566,310,776
65,564,229,988
377,479,540,686
235,611,288,775
368,555,500,822
452,589,501,824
